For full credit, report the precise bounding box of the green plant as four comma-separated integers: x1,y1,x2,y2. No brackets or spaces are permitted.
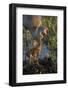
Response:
42,16,57,62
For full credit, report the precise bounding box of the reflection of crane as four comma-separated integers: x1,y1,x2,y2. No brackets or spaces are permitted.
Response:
23,15,49,64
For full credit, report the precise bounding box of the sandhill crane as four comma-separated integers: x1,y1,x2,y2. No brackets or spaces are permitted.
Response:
25,26,48,64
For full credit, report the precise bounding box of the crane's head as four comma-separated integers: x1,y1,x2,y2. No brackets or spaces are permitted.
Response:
43,27,48,36
37,26,49,39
